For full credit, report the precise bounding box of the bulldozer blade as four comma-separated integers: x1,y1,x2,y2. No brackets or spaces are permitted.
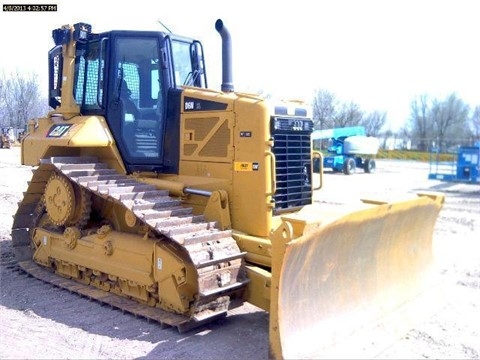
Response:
269,193,444,359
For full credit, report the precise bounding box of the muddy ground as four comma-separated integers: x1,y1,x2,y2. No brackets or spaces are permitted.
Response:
0,147,479,359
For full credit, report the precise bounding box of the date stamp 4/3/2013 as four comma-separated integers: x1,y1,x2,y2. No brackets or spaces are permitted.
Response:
3,3,57,11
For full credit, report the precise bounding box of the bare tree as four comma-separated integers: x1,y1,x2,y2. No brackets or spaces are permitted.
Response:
0,73,7,126
470,105,480,141
361,111,386,137
0,70,47,130
380,128,393,150
333,101,363,128
311,89,337,130
409,94,431,151
397,125,412,150
430,93,469,151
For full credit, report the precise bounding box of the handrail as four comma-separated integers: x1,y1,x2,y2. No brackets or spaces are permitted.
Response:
97,37,108,107
265,151,277,195
312,151,323,190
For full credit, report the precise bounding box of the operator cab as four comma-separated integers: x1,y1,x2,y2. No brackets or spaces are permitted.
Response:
48,23,207,173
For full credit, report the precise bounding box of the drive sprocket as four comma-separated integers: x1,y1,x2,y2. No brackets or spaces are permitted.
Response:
44,173,91,227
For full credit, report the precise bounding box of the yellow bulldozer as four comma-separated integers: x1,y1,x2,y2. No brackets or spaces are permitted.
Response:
12,20,444,358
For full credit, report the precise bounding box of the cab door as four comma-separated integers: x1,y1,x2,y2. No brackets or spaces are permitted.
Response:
106,35,165,168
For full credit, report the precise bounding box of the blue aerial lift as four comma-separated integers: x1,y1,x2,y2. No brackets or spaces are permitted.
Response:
429,143,480,184
312,126,379,175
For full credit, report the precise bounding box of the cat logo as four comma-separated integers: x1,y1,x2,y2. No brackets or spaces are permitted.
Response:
47,124,72,137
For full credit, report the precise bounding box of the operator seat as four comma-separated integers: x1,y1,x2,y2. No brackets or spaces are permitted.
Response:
118,79,140,120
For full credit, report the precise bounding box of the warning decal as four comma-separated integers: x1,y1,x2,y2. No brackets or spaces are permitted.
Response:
234,162,259,171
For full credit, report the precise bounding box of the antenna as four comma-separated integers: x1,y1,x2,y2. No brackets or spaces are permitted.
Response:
157,20,172,33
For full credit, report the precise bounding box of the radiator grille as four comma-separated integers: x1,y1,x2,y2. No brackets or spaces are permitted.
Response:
271,118,313,213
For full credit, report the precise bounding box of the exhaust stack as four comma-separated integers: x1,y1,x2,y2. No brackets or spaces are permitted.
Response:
215,19,234,93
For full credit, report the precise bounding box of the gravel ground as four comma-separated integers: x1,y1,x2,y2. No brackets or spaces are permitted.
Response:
0,146,479,359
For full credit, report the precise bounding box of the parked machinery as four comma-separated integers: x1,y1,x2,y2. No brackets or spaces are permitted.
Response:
12,21,444,358
429,143,480,184
312,126,379,175
0,127,15,149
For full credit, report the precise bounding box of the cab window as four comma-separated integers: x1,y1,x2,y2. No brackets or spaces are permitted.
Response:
114,37,162,159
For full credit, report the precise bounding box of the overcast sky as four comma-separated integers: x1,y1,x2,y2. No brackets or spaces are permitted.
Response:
1,0,478,130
